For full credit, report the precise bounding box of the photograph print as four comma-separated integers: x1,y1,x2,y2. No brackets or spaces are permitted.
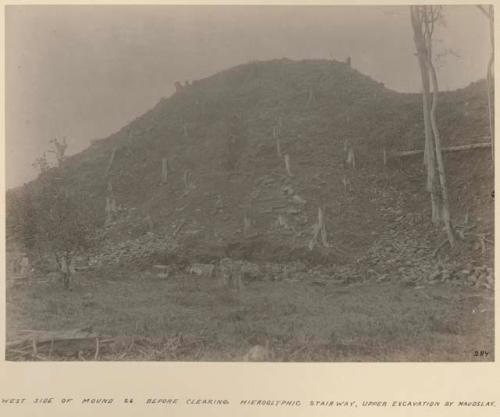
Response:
4,4,494,361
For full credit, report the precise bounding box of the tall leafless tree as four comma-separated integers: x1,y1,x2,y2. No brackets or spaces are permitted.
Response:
410,5,455,247
477,5,494,161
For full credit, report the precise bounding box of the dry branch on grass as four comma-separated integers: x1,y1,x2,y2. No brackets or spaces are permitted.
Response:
390,142,491,159
7,333,208,361
6,328,112,360
8,328,99,348
432,238,449,258
173,219,187,237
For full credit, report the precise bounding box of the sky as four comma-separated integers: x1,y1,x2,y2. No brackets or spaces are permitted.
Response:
5,5,491,189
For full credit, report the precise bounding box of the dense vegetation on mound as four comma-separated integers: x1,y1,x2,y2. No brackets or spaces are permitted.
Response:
7,59,493,266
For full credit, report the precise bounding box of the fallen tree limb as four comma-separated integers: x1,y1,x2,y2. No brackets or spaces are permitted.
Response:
7,328,101,349
391,142,491,159
173,220,187,237
433,238,450,258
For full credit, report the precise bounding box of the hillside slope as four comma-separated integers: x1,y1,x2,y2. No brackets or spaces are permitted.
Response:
8,59,493,268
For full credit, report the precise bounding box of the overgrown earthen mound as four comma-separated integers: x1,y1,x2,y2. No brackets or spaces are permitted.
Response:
7,59,493,267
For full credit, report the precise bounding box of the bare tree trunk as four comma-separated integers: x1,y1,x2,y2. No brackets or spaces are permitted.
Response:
411,6,440,224
183,170,195,191
306,88,315,106
243,215,251,237
273,120,283,157
342,174,351,193
411,5,455,246
284,154,293,177
428,54,455,247
105,196,111,222
486,8,495,162
319,207,328,247
486,56,494,162
161,158,169,184
346,147,356,169
308,207,328,250
106,147,117,176
422,61,440,224
62,271,70,289
478,5,495,161
105,181,116,223
59,254,71,289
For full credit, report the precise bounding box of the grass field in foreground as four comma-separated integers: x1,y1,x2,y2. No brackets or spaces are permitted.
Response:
6,270,494,362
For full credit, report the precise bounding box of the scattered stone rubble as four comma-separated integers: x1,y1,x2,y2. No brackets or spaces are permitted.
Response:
183,259,308,282
351,223,494,290
85,198,493,291
426,264,494,289
90,232,179,266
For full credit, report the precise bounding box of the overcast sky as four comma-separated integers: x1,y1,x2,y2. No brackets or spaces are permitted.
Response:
5,5,490,188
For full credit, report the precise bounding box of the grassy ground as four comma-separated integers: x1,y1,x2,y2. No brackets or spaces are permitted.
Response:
6,269,494,362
